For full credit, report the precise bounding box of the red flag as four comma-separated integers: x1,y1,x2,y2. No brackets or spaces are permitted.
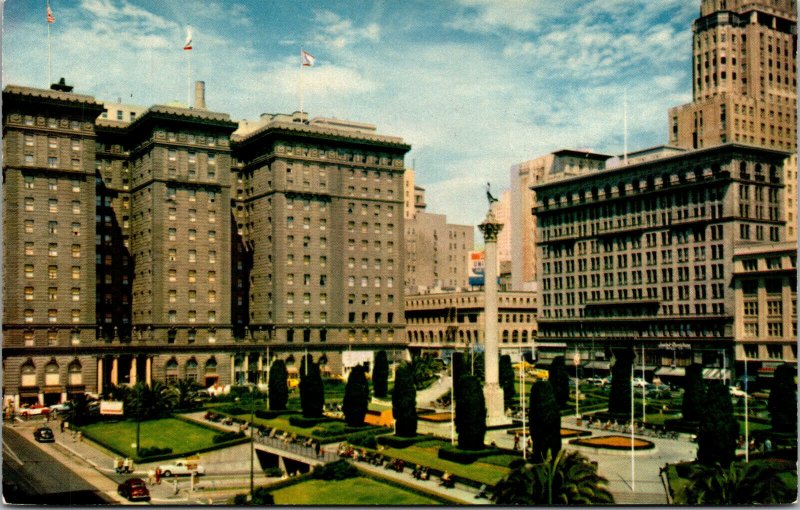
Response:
47,5,55,23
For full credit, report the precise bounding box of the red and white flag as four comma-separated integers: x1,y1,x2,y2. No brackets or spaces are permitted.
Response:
301,49,315,67
183,27,193,50
47,4,55,23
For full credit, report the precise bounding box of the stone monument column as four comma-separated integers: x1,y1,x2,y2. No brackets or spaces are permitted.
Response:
479,209,511,427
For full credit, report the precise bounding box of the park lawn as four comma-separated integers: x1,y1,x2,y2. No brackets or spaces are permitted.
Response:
231,415,318,437
382,440,511,486
80,418,220,458
270,477,441,505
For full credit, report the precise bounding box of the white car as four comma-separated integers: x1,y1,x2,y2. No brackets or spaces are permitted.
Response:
729,386,749,398
158,461,205,477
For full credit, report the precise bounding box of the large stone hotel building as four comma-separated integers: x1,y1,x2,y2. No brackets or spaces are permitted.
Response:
2,82,409,406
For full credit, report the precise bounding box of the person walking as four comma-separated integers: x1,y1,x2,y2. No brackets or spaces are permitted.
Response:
60,420,65,433
315,441,321,457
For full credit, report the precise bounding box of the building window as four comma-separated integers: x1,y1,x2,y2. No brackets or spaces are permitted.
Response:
188,290,196,303
24,287,34,300
71,288,80,301
48,309,58,323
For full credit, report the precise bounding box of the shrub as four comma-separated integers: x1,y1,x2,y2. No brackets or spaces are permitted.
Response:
392,363,418,437
264,467,284,478
288,415,329,428
373,351,389,399
138,446,173,457
682,363,706,423
300,356,325,418
499,354,516,408
548,356,570,408
530,380,561,462
269,360,289,411
220,405,247,416
455,374,486,450
438,444,500,464
213,431,246,444
608,347,634,415
697,381,738,467
343,365,370,427
347,430,378,448
312,459,359,480
768,363,797,434
255,409,297,420
312,422,347,437
376,435,429,448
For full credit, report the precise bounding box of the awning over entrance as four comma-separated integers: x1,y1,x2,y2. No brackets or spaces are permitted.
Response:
702,368,732,380
583,361,611,370
655,367,686,377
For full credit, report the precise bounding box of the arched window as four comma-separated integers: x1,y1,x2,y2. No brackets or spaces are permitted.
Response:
68,359,83,386
512,331,519,343
165,358,179,383
20,360,36,387
502,330,509,343
205,357,218,374
521,330,529,343
45,360,60,386
186,358,198,381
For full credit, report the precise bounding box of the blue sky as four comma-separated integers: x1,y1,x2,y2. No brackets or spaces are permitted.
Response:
3,0,698,228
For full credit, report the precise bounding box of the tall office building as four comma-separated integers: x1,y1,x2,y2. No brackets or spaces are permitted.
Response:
669,0,797,151
2,82,410,405
510,150,612,291
403,185,473,293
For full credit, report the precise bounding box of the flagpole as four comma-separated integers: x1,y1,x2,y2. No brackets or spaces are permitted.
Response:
47,0,52,86
299,48,304,117
187,43,192,108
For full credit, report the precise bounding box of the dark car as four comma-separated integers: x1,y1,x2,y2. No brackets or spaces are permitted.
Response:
117,478,150,502
33,427,55,443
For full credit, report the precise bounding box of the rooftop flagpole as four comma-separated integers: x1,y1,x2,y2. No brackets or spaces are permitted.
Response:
46,1,55,86
184,26,193,107
300,49,316,118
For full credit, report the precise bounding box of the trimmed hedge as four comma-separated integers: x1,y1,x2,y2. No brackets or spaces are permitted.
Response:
347,431,378,449
438,444,502,464
255,409,299,420
312,459,359,480
138,446,173,457
376,435,431,449
213,431,246,444
289,415,330,428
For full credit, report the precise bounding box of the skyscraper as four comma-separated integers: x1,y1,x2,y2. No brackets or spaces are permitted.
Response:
669,0,797,151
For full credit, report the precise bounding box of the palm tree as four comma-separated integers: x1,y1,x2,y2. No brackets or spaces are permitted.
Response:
171,378,201,410
677,461,794,505
492,450,614,505
127,381,175,420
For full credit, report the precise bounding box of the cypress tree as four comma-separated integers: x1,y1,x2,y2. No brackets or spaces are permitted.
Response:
608,347,634,416
268,359,288,411
299,355,324,418
697,381,738,466
343,364,370,427
530,380,561,462
392,362,418,437
768,363,797,434
499,354,516,408
372,350,389,399
452,352,466,405
682,363,706,423
455,374,487,450
548,356,570,408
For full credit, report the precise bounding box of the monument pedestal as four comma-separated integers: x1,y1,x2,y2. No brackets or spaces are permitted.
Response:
484,383,512,427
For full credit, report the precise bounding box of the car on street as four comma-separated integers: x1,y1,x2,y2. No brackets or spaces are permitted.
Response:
19,404,51,417
33,427,55,443
158,460,205,477
48,402,72,414
117,478,150,502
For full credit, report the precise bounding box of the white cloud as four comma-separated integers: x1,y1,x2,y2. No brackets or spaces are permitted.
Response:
310,10,381,50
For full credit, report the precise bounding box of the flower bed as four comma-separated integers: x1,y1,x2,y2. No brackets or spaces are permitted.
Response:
569,435,655,450
505,427,590,438
418,412,453,422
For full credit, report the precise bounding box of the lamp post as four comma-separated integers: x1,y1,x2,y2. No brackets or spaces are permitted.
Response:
250,386,255,499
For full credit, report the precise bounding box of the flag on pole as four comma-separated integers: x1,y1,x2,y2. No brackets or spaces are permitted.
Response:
573,351,580,366
47,4,56,23
183,27,193,50
301,49,316,67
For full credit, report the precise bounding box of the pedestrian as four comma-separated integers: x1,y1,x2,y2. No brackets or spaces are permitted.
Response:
764,438,772,451
155,467,162,485
60,420,65,433
147,470,155,485
315,441,321,457
173,478,179,495
77,431,83,442
513,434,520,451
71,429,77,441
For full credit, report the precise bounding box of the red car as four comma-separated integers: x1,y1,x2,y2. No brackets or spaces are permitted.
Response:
19,404,51,417
117,478,150,502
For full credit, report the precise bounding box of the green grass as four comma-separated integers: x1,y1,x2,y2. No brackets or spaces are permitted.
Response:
382,440,511,486
270,477,441,505
666,463,691,501
80,418,219,458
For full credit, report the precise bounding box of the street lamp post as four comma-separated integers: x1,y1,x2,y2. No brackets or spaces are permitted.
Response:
250,386,255,499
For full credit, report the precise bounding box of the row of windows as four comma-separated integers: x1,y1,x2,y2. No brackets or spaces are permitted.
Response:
166,290,217,303
346,276,394,288
346,239,396,252
167,267,218,282
24,287,82,300
23,155,81,168
23,176,82,191
167,310,217,323
23,309,83,323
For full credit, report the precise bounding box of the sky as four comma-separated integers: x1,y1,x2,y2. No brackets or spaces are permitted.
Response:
2,0,698,229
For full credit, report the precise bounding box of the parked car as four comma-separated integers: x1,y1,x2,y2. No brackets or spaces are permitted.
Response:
48,402,72,414
117,478,150,502
158,460,205,477
632,378,650,388
19,404,51,417
729,386,749,398
33,427,55,443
